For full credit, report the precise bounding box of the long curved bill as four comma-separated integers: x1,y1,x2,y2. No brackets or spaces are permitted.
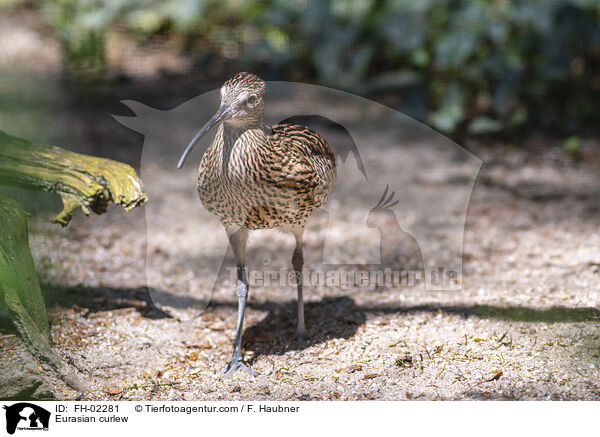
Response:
177,104,234,169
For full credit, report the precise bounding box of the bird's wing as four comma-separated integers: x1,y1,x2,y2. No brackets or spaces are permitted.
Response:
272,123,336,163
278,115,367,179
260,124,336,192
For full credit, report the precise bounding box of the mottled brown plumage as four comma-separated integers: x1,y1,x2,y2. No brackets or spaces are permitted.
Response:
198,121,335,229
177,72,336,376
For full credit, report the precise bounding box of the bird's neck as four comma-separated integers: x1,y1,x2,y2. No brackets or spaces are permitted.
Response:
222,120,264,135
220,121,267,148
223,110,264,131
214,122,268,175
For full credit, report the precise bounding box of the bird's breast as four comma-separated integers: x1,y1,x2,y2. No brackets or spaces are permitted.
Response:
195,125,335,230
196,130,271,227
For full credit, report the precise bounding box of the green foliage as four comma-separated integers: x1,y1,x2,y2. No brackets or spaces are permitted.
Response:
39,0,600,135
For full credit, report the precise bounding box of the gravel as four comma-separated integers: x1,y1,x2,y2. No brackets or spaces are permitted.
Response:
4,139,595,401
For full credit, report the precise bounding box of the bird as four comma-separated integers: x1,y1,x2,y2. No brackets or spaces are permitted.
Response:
177,72,336,376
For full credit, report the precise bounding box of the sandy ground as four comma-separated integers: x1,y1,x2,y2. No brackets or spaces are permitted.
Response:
1,10,600,401
5,133,599,401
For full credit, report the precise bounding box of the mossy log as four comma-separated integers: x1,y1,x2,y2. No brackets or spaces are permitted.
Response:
0,129,146,394
0,129,146,226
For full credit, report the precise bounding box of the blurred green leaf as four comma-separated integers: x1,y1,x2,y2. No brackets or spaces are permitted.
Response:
430,82,464,132
509,107,528,127
411,48,430,67
563,135,581,154
468,116,502,134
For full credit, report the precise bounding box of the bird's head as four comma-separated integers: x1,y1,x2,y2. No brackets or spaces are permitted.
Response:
177,72,265,169
220,72,265,125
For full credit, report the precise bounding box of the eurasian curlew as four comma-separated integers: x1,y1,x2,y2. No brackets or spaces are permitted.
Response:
177,72,336,375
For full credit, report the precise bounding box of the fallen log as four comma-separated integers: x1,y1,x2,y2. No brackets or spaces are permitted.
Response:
0,129,146,396
0,129,146,226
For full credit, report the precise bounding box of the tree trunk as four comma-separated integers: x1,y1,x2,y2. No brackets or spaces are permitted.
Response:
0,195,84,392
0,129,146,395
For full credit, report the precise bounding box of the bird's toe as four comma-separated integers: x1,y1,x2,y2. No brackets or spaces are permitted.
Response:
219,360,260,378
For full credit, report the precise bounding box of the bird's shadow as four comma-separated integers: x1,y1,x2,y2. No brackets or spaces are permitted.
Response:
241,296,365,358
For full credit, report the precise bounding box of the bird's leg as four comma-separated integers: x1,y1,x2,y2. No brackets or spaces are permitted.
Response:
292,227,306,341
220,228,258,377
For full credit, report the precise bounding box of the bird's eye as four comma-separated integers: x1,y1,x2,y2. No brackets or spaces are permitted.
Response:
247,95,257,105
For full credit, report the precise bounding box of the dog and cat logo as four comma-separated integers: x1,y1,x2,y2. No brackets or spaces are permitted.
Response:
2,403,50,434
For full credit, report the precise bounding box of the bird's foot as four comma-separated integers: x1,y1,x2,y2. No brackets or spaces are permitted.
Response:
219,359,259,377
295,327,307,345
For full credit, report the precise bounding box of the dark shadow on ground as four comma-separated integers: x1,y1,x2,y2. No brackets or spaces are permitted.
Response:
239,300,600,359
241,296,365,360
42,284,173,320
43,284,600,360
